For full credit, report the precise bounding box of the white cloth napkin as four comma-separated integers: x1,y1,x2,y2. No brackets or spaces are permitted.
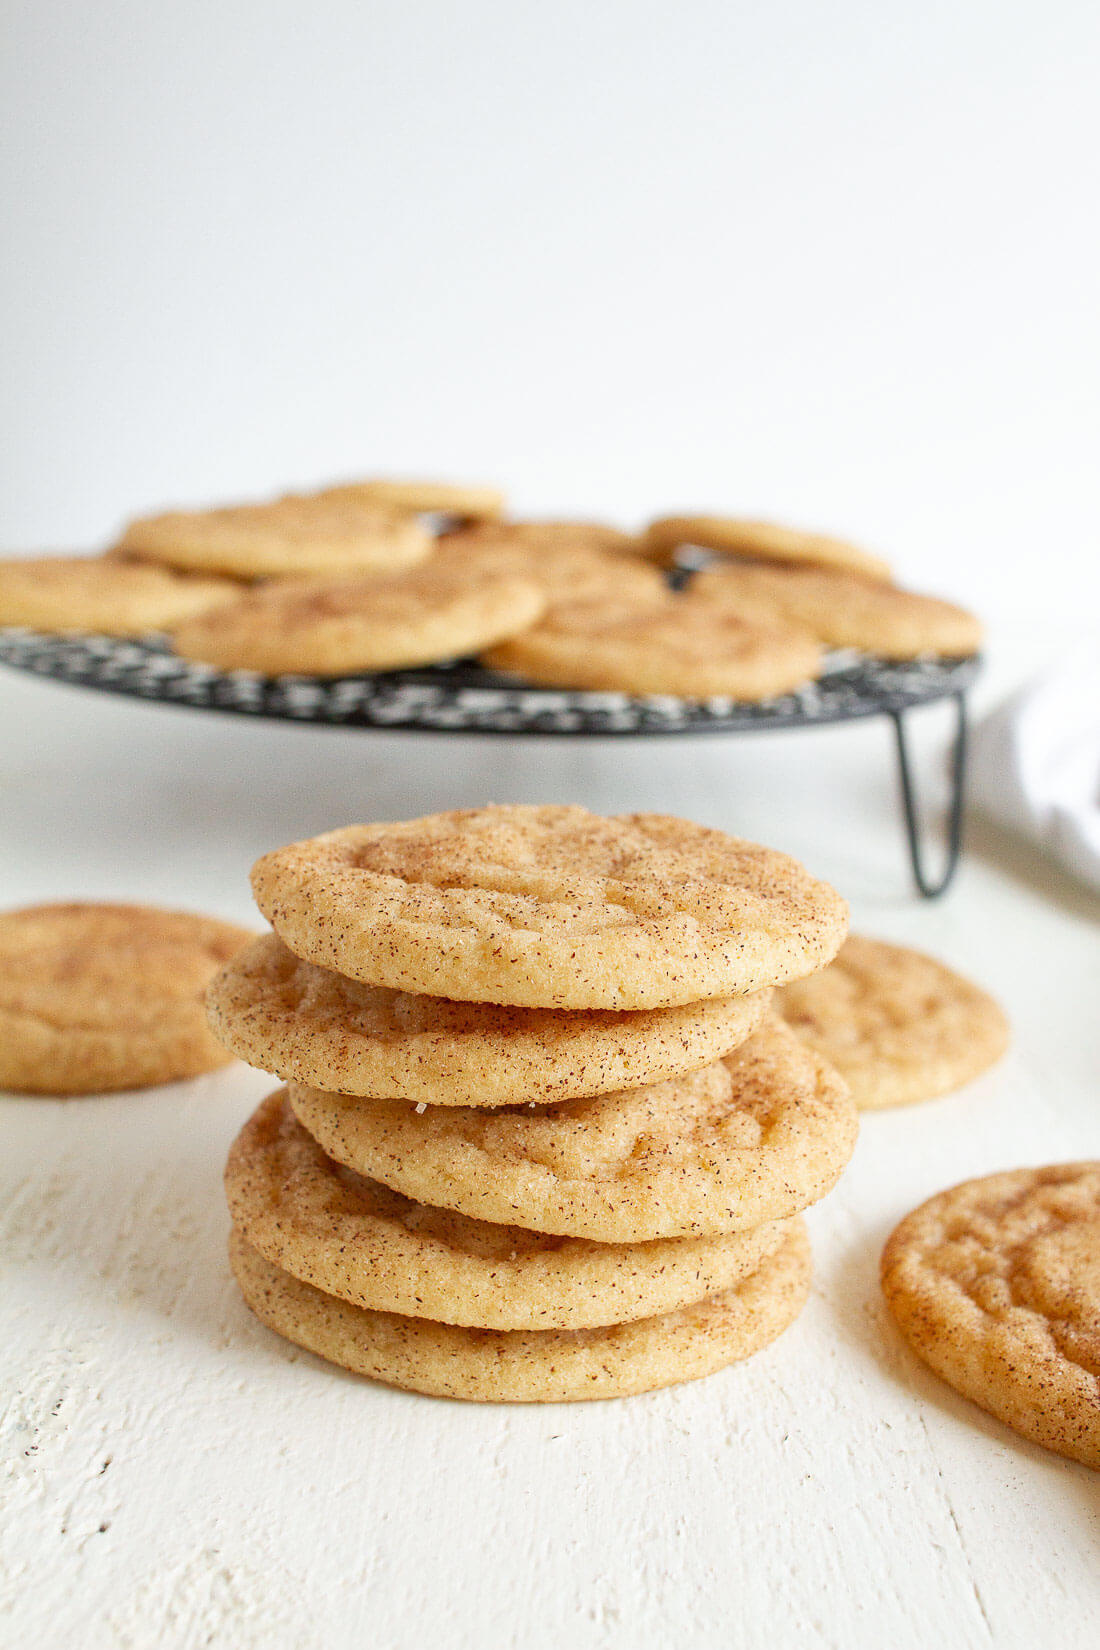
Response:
970,662,1100,891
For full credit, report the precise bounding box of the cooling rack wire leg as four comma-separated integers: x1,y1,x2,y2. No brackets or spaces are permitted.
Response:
888,689,969,899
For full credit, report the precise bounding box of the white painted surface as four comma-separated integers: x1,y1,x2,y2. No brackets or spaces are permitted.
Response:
3,2,1100,1643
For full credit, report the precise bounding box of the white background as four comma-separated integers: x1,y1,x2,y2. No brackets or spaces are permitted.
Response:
2,4,1099,1648
2,1,1099,629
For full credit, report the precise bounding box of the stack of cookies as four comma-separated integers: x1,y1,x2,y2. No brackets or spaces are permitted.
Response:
209,804,859,1402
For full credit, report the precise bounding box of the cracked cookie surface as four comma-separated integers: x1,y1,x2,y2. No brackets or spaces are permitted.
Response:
117,496,433,578
776,935,1009,1109
882,1163,1100,1468
0,555,240,635
482,594,824,700
227,1090,794,1329
0,901,254,1093
229,1218,812,1401
690,563,982,659
644,515,892,580
173,565,546,675
207,934,770,1104
251,805,849,1010
289,1018,857,1241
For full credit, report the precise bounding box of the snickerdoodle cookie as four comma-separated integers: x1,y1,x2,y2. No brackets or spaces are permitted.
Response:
481,595,823,700
207,933,771,1105
644,515,892,580
0,556,240,636
289,1019,857,1242
690,563,982,659
0,902,254,1094
776,936,1009,1109
227,1090,794,1329
229,1217,812,1401
443,520,642,557
436,540,666,608
172,566,546,676
250,805,849,1009
117,497,433,579
881,1164,1100,1468
317,479,505,520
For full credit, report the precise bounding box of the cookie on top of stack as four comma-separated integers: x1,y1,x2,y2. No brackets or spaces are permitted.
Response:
209,804,859,1403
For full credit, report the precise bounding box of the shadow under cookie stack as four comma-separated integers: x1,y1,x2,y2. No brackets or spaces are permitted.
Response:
210,805,859,1403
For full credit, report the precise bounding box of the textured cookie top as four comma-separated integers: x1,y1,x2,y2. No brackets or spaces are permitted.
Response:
482,595,823,700
117,497,433,578
290,1017,858,1241
207,933,770,1104
443,520,642,557
882,1164,1100,1469
437,540,666,608
251,805,849,1008
0,556,240,636
229,1220,812,1402
776,935,1009,1109
172,566,547,676
645,515,892,580
691,563,982,660
226,1089,789,1329
0,901,254,1093
317,479,505,520
0,902,254,1028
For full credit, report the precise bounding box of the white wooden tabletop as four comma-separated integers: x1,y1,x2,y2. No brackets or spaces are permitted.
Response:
2,645,1098,1650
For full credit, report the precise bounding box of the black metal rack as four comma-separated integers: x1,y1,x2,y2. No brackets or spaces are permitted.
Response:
0,625,977,897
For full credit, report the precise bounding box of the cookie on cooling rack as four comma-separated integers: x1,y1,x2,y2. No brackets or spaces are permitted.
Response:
289,1019,858,1242
776,935,1009,1109
116,496,433,579
249,804,849,1008
227,1089,795,1329
315,479,506,520
481,594,824,700
436,538,666,608
644,515,892,580
690,563,982,659
0,902,254,1094
0,555,241,636
229,1218,812,1402
171,565,547,675
206,933,771,1105
882,1163,1100,1468
442,519,643,556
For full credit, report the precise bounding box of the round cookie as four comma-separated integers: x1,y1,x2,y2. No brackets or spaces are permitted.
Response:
0,556,241,636
690,563,982,660
251,805,849,1010
436,540,667,609
317,479,505,520
644,515,892,581
0,902,254,1094
775,935,1009,1110
117,498,433,579
289,1018,858,1242
443,520,643,557
227,1090,794,1329
881,1164,1100,1469
207,933,772,1105
172,566,547,676
229,1219,812,1402
482,595,824,700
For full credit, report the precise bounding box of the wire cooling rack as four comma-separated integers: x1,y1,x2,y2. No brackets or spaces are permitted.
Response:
0,626,979,897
